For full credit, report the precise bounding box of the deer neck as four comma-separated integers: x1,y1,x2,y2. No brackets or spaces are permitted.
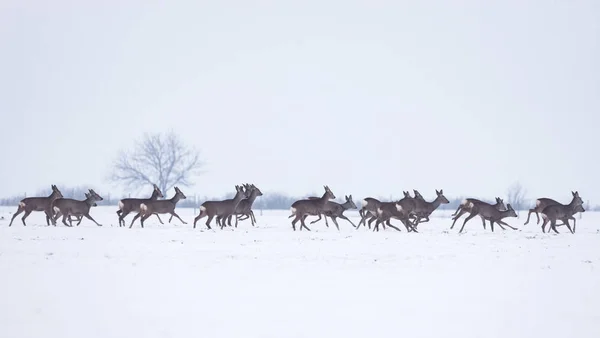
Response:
498,209,512,219
246,191,259,205
341,200,353,210
170,194,183,205
149,190,160,201
567,196,580,209
49,191,61,201
84,197,95,207
428,196,444,211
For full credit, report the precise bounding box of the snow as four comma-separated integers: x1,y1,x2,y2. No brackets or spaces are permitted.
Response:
1,206,599,338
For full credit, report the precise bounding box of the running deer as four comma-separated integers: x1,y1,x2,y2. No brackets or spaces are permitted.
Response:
66,192,99,226
411,189,450,226
450,197,507,230
193,185,246,230
373,193,418,232
552,204,585,232
357,191,412,230
117,184,165,227
456,203,518,233
289,186,336,231
9,185,63,226
307,195,358,230
357,197,381,229
51,189,104,227
524,191,583,225
540,194,585,234
134,187,187,228
226,184,263,227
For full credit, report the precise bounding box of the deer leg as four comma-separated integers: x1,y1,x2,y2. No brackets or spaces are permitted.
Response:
495,221,506,230
167,214,173,223
401,218,417,232
385,220,401,232
459,212,477,233
170,211,187,225
489,221,495,232
83,213,102,227
153,213,164,225
193,210,207,228
205,215,214,230
129,213,142,228
572,217,577,233
524,209,535,225
367,215,377,230
139,214,151,228
550,219,560,234
116,209,123,226
330,216,340,231
300,215,311,231
496,220,517,230
339,215,356,228
535,211,541,224
118,210,130,227
291,215,300,231
451,205,462,217
562,219,574,234
541,219,549,233
310,214,322,224
61,213,71,227
9,205,25,227
21,210,32,226
450,209,468,229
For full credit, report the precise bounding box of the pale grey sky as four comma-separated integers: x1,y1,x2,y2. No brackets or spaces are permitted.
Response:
1,0,598,203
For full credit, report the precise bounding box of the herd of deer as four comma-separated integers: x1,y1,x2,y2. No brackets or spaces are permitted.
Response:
5,184,586,235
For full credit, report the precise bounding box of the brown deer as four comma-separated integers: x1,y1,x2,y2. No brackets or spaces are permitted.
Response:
450,197,507,230
411,189,450,227
524,191,583,225
51,189,104,227
307,195,358,230
66,192,98,226
9,184,63,226
117,184,165,227
373,193,418,232
540,194,585,234
456,203,518,233
193,185,247,230
289,186,336,231
356,197,381,229
226,184,263,227
134,187,187,228
552,204,585,232
357,191,412,230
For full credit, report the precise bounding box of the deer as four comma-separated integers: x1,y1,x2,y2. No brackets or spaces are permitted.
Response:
117,184,165,227
134,187,187,228
66,192,98,226
552,204,585,232
411,189,450,227
540,193,585,234
450,197,507,230
356,197,381,229
51,189,104,227
306,195,358,230
9,184,63,226
455,202,518,233
193,185,247,230
289,186,336,231
524,191,583,225
357,191,412,230
372,193,418,233
226,184,263,227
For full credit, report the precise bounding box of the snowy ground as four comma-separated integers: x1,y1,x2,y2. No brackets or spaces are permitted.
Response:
1,206,599,338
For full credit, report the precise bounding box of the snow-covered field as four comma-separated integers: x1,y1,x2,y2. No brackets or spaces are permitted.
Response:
1,206,599,338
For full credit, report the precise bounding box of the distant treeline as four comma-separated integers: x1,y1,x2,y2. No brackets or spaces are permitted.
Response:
1,186,598,212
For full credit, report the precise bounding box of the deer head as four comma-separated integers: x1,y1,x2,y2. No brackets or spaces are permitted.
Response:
495,197,507,211
345,195,357,209
435,189,450,204
174,187,187,200
323,185,336,200
153,184,164,198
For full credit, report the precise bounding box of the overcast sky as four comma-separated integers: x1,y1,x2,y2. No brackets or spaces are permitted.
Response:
1,0,598,203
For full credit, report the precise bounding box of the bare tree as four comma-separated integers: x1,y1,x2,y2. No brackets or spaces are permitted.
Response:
109,131,203,195
507,181,527,216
